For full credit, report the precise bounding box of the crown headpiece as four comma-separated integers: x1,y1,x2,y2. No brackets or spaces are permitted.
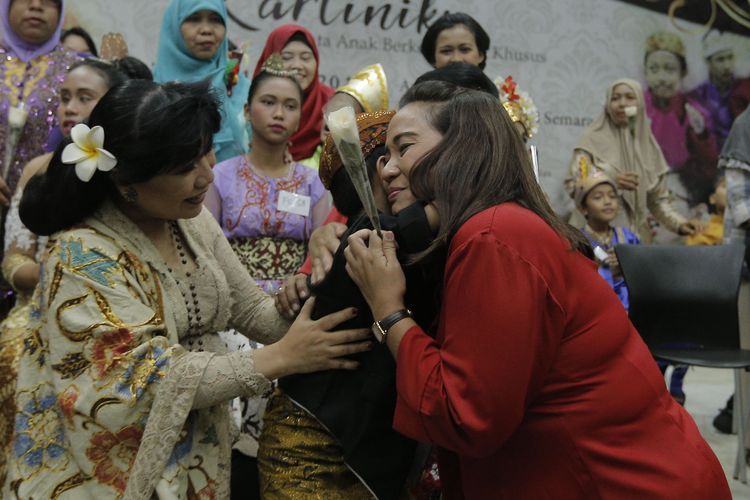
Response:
495,76,539,140
260,53,297,78
319,110,395,189
645,31,685,58
337,64,389,113
573,158,618,209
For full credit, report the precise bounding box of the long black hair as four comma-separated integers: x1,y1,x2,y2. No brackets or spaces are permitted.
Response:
21,80,221,235
401,81,591,260
420,12,490,70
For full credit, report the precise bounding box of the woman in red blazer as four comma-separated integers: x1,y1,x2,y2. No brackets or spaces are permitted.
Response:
345,80,731,500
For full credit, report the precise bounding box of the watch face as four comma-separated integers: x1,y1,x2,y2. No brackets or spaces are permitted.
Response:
371,322,385,343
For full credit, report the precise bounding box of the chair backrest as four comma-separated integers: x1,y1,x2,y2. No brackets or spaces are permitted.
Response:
615,244,745,350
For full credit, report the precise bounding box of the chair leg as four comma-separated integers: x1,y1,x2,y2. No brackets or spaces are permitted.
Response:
734,369,748,483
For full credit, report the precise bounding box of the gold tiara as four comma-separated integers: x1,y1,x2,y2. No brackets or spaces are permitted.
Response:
337,64,389,113
260,53,297,78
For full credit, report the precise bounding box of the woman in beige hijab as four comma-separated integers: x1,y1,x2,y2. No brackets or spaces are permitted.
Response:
567,78,700,241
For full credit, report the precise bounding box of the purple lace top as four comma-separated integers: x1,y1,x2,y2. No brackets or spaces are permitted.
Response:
212,155,327,293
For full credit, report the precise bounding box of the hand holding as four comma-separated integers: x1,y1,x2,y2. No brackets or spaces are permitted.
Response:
616,172,639,191
605,250,622,277
678,219,704,236
344,230,406,320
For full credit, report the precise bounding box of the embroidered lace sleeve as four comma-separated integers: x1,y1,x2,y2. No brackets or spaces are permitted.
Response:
192,351,272,409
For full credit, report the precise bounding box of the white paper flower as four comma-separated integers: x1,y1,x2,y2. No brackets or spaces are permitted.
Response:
61,124,117,182
624,106,638,118
325,106,360,144
8,104,28,129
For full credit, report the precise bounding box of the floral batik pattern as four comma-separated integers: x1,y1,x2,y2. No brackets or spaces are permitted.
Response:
2,224,203,499
2,203,288,499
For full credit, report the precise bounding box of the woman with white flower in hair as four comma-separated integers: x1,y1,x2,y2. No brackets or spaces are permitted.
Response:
0,59,127,487
567,78,701,242
2,79,371,499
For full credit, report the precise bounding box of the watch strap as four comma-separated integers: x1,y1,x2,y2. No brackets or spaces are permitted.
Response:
374,309,412,342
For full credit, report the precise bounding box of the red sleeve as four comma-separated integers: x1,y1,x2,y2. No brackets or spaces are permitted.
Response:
393,231,566,458
297,207,348,275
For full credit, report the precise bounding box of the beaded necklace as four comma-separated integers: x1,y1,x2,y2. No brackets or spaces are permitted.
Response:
166,221,204,345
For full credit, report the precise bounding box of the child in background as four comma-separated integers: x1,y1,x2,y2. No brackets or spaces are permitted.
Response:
686,175,726,246
576,172,688,405
575,171,640,310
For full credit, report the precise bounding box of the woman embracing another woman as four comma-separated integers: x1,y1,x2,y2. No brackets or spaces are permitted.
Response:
345,81,731,499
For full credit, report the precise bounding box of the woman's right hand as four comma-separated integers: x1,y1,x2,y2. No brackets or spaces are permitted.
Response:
255,298,372,379
616,172,639,191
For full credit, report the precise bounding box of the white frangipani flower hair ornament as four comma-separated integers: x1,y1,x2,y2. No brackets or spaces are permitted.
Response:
61,124,118,182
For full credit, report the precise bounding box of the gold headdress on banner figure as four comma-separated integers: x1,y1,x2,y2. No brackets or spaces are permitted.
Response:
645,31,686,57
495,76,539,140
336,64,389,113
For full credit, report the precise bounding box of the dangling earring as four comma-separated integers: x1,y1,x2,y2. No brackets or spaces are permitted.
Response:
122,186,138,203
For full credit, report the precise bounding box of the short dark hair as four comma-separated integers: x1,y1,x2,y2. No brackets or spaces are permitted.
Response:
401,81,591,260
414,62,498,98
21,80,221,235
113,56,154,81
68,58,127,90
61,27,98,57
420,12,490,70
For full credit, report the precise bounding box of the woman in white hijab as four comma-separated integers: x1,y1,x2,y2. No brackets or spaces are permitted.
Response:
567,78,701,241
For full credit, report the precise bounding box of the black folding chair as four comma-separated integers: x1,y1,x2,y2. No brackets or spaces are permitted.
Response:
616,243,750,483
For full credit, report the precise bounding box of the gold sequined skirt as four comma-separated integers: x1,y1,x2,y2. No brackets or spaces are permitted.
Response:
0,300,32,488
257,389,373,499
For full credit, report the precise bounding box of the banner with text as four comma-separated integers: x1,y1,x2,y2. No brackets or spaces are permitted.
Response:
66,0,750,212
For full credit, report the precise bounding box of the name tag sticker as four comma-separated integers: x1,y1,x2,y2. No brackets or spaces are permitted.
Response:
278,190,311,216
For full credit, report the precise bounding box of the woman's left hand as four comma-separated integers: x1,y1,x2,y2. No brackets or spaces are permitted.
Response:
344,230,407,320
